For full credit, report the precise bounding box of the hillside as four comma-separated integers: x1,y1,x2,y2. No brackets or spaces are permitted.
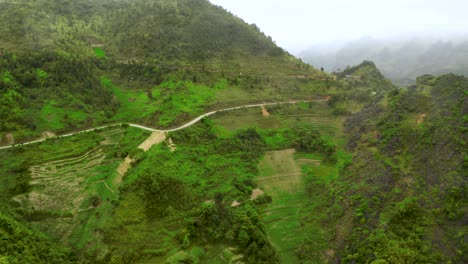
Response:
0,0,326,145
0,58,466,263
323,61,396,116
330,73,468,263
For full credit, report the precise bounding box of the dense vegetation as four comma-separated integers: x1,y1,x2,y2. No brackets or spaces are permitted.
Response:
330,73,467,263
0,207,75,263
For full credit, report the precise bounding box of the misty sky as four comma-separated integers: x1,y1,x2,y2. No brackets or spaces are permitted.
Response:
208,0,468,53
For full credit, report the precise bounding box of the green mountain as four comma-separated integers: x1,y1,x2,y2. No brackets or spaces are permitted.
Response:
1,0,288,62
0,0,326,144
0,1,466,264
332,73,467,263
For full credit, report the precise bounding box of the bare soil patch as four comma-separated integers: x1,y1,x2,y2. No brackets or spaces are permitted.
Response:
261,105,270,117
167,138,176,152
114,156,134,186
5,133,14,145
138,131,166,151
41,131,56,139
417,113,427,124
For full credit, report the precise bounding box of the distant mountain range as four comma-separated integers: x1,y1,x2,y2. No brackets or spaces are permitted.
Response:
299,37,468,85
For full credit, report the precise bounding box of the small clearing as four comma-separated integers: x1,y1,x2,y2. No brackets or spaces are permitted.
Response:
41,131,56,139
250,188,264,200
261,105,270,117
114,156,134,186
5,133,14,145
231,200,241,207
167,138,176,152
257,149,302,194
417,113,427,124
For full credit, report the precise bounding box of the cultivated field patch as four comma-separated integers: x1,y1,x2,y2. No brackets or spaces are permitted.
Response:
212,101,342,137
257,149,308,263
2,126,150,252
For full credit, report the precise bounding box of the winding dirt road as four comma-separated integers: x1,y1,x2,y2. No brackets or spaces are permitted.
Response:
0,99,328,150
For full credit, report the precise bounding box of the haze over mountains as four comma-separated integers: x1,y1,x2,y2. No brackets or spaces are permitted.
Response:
210,0,468,86
208,0,468,53
298,35,468,85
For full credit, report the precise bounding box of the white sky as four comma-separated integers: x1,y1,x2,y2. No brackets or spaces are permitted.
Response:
208,0,468,53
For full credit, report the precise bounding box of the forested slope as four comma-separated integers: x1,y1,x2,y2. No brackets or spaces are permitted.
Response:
331,73,468,263
0,0,283,61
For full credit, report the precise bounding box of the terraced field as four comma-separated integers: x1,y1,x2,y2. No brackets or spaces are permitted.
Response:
212,101,342,137
1,126,151,251
257,149,309,262
13,128,124,240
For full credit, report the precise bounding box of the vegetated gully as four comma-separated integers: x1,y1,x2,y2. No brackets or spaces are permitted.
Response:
0,99,329,150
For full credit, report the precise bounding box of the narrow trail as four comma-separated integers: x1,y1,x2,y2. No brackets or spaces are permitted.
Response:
0,99,329,150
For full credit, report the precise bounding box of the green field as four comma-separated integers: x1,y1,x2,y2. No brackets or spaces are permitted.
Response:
257,149,310,263
211,101,349,262
212,101,342,136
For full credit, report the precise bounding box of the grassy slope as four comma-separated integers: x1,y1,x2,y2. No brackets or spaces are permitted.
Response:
102,120,279,263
